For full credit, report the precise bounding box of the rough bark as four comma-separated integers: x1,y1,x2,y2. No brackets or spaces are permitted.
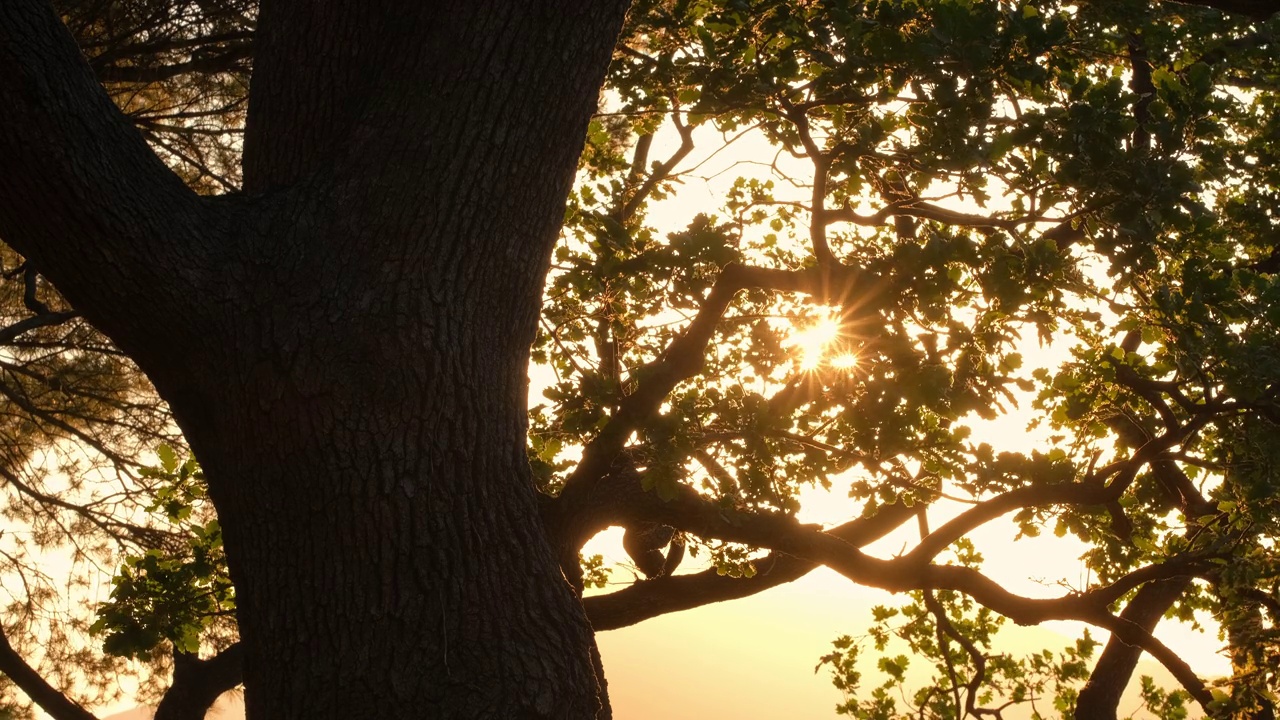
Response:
0,1,630,718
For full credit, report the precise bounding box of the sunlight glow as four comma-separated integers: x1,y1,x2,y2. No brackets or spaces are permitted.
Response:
788,310,843,371
829,353,859,370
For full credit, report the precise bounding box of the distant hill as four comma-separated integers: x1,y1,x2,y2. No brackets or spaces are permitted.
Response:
103,709,150,720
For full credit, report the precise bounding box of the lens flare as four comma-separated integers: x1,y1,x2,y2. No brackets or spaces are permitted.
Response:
829,353,859,370
789,313,842,371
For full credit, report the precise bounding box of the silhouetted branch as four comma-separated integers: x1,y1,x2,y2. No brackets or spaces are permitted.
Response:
554,261,883,516
154,644,243,720
94,45,252,84
585,502,916,629
1076,578,1192,719
0,311,80,345
605,468,1214,709
617,112,694,222
778,98,841,266
0,623,98,720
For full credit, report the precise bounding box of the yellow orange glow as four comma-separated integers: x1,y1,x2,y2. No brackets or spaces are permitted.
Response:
829,353,858,370
789,312,843,371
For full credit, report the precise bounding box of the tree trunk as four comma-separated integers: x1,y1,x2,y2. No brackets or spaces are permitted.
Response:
192,306,605,719
0,1,631,717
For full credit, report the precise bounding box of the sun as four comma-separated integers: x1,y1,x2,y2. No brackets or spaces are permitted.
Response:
788,310,843,371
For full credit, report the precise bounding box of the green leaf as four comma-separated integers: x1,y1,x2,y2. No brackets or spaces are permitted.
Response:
157,443,179,473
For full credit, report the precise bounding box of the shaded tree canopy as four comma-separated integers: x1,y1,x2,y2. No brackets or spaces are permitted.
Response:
0,0,1279,718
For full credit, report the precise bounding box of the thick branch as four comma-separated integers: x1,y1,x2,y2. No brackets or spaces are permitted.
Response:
630,474,1212,701
154,644,244,720
1091,608,1214,709
586,554,811,630
1076,578,1192,720
0,623,98,720
584,502,916,630
570,458,1213,709
0,0,230,352
607,466,1195,607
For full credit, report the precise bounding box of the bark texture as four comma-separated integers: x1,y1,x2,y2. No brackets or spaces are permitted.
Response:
0,1,631,717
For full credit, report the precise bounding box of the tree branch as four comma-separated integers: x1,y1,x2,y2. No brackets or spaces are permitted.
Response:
825,200,1024,232
1076,578,1192,719
0,311,80,346
617,113,694,222
614,470,1214,705
778,98,840,266
94,46,252,84
923,590,983,718
1127,32,1155,154
0,0,233,355
905,480,1119,567
0,622,98,720
1090,607,1214,710
584,502,916,630
549,262,884,541
88,31,254,69
0,464,167,548
906,416,1207,566
154,644,244,720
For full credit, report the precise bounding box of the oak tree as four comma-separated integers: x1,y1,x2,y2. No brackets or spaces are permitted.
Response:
1,1,1279,719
